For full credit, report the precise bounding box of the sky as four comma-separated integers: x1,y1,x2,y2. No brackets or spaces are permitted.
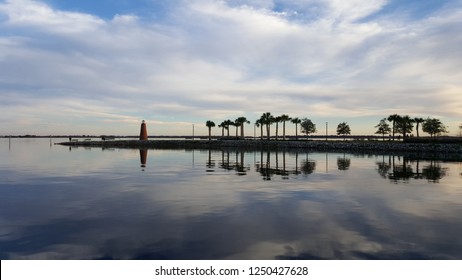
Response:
1,0,461,136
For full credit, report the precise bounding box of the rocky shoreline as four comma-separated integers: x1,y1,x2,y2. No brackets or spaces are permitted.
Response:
58,139,462,155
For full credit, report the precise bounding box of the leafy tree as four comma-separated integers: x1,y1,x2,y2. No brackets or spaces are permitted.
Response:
387,114,401,141
375,118,391,141
395,115,414,139
414,117,425,137
336,122,351,140
422,118,448,138
300,118,316,136
205,120,215,141
218,122,225,137
291,117,301,140
279,114,291,140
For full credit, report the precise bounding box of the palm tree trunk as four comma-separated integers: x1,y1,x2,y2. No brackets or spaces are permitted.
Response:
283,121,286,140
295,124,298,140
392,121,395,141
275,123,279,141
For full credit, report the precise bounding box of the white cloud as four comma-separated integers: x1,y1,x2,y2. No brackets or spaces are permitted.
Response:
1,0,461,135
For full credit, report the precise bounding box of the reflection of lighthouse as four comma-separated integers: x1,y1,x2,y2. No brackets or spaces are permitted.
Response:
140,120,148,140
140,149,148,169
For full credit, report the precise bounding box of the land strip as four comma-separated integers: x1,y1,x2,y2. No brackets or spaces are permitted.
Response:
58,139,462,154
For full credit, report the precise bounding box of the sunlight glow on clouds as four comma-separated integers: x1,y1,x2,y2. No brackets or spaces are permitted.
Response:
0,0,461,135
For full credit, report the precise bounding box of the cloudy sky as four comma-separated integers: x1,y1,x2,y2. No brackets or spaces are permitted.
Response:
1,0,461,136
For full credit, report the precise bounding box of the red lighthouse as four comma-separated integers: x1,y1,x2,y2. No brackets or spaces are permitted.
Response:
139,120,148,140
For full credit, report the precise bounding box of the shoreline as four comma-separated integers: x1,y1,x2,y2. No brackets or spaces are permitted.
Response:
58,139,462,154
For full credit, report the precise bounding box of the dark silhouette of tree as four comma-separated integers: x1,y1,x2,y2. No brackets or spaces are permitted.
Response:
389,156,414,182
255,119,263,140
336,122,351,140
375,118,391,141
414,117,425,137
300,118,316,136
376,155,391,178
222,119,233,137
205,120,215,141
260,112,274,140
218,121,225,137
422,161,448,183
423,118,448,138
291,117,301,140
280,114,291,140
301,158,316,175
395,115,414,139
274,115,282,140
387,114,401,141
337,154,351,170
235,117,250,139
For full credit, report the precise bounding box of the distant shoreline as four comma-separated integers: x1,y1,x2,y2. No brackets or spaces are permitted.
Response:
57,139,462,155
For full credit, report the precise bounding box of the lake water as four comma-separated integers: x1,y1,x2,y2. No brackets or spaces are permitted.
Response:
1,138,462,260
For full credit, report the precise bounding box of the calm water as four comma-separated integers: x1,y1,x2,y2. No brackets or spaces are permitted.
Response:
1,138,462,260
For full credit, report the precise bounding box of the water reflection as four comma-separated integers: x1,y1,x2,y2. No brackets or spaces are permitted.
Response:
195,150,455,183
218,150,250,175
376,155,449,183
140,149,148,170
2,141,462,260
337,154,351,171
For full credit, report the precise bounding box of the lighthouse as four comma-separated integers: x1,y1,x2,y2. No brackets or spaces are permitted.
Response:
139,120,148,140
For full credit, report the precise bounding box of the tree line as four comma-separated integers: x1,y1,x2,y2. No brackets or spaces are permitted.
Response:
205,113,450,141
375,114,448,140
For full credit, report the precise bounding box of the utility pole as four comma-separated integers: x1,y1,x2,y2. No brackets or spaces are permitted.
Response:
326,122,328,141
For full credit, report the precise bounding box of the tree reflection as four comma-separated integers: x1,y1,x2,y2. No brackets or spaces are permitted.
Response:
206,149,215,172
421,161,448,183
218,150,250,176
376,155,391,178
337,154,351,171
376,155,449,183
301,159,316,175
253,151,314,180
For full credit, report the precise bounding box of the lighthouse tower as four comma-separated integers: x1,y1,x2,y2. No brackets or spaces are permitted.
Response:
139,120,148,140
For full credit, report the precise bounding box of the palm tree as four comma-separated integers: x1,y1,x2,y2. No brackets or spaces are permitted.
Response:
260,112,274,140
279,114,291,140
387,114,401,141
205,120,215,141
235,117,250,139
274,116,282,140
218,121,225,137
255,119,263,140
223,119,233,137
291,117,301,140
336,122,351,140
396,115,414,139
413,117,425,137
